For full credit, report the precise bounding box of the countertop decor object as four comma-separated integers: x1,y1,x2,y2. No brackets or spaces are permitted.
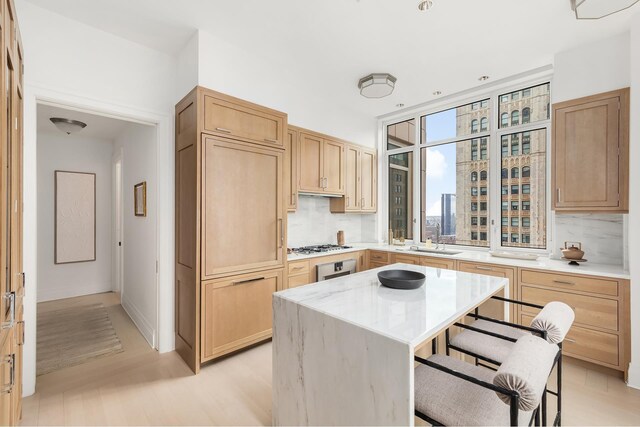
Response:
561,241,586,265
377,269,426,289
337,230,345,246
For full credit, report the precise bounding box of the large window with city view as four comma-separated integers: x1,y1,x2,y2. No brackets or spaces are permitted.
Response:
386,82,550,250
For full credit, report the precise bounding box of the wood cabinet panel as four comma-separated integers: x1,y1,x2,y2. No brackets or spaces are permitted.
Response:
420,257,456,270
0,331,13,426
203,95,284,148
285,129,298,211
298,132,324,192
552,88,629,212
393,254,420,265
368,250,390,263
202,137,284,278
343,145,360,211
288,273,312,289
520,269,618,297
287,260,309,276
520,285,618,332
368,261,388,269
323,139,345,194
201,270,281,361
457,261,515,321
360,148,377,212
331,145,377,213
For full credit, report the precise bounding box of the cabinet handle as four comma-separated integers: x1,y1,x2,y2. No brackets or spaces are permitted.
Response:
552,280,575,286
279,219,284,248
291,266,305,271
264,138,278,144
1,292,15,330
556,188,561,203
215,127,232,133
475,266,494,271
319,177,324,188
346,197,349,207
17,321,24,346
233,277,265,285
323,177,328,188
1,354,15,394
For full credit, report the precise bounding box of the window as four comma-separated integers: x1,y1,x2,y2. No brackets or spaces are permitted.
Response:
471,232,478,240
522,184,530,194
471,139,478,160
480,117,488,132
511,217,519,227
471,119,479,134
511,185,519,195
522,201,531,211
501,168,508,179
471,187,478,196
511,136,519,155
480,138,488,160
512,91,520,101
502,217,508,226
511,167,519,178
522,88,531,98
522,217,530,227
480,232,487,241
421,99,491,143
481,100,488,108
480,202,487,211
501,185,508,195
511,233,519,243
471,171,478,181
502,233,508,242
502,201,509,211
501,112,509,127
480,186,488,196
501,136,509,157
500,95,509,103
388,152,413,240
522,132,531,154
471,217,478,226
511,201,519,211
471,202,478,211
480,170,487,181
511,110,520,126
522,234,531,243
472,102,479,110
480,217,488,226
387,118,416,150
500,83,550,128
522,107,530,124
522,166,530,177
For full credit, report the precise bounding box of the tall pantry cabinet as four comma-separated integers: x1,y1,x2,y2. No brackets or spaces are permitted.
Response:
175,87,287,373
1,0,24,424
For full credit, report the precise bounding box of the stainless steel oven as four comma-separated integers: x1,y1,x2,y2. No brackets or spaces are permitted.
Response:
317,259,357,281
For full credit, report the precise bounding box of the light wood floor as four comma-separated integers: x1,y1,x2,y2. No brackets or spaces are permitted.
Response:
22,293,640,426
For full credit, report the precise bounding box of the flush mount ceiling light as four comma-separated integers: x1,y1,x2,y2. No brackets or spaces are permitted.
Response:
572,0,639,19
50,117,87,135
418,0,433,11
358,73,397,99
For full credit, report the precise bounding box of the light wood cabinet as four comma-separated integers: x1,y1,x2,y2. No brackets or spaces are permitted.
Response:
392,254,420,265
285,128,299,211
420,256,456,270
457,262,516,321
287,260,311,289
552,88,629,213
298,131,344,195
175,87,287,373
330,145,377,213
201,269,282,362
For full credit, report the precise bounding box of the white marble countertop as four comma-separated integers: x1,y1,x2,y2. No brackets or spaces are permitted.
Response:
287,243,630,280
275,263,507,347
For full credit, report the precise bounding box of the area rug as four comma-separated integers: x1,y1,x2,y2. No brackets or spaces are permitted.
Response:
37,303,124,376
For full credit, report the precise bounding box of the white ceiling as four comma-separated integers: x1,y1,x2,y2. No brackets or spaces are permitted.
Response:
24,0,638,117
37,104,131,140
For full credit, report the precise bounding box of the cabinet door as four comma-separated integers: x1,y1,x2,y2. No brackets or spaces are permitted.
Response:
343,145,360,211
420,257,456,270
393,254,420,265
298,132,324,192
202,137,284,279
553,89,629,212
201,269,281,361
360,148,377,212
457,261,516,321
0,330,14,426
322,139,345,194
285,129,298,211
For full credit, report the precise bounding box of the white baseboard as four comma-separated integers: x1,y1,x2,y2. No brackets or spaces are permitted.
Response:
37,282,114,303
121,297,156,349
627,363,640,389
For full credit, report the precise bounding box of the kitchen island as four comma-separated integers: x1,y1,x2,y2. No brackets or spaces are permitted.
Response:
272,263,507,426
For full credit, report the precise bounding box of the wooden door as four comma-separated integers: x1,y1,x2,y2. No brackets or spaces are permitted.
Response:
343,145,359,211
553,89,629,212
360,148,377,212
201,269,281,361
285,129,298,211
298,132,323,192
202,136,284,279
322,139,344,194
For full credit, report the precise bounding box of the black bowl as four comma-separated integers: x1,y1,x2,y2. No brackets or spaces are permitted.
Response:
377,269,426,290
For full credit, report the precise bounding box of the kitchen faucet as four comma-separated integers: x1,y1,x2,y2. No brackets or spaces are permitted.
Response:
434,224,445,251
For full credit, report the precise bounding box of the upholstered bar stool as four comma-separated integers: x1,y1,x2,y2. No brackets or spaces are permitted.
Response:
415,334,560,426
446,299,575,426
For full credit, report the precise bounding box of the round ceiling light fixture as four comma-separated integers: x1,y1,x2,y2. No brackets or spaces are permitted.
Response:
572,0,639,19
358,73,397,99
50,117,87,135
418,0,433,11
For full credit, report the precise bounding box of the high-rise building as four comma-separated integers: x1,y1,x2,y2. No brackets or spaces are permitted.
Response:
440,193,456,236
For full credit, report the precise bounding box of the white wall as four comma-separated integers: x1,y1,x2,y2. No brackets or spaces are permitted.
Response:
176,31,199,102
114,124,158,348
36,131,113,301
627,12,640,389
551,32,630,265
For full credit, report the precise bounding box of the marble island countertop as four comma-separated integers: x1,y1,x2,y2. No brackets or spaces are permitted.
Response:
274,263,507,347
287,242,630,280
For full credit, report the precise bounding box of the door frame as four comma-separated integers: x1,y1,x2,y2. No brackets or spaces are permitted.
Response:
22,84,174,397
112,147,124,296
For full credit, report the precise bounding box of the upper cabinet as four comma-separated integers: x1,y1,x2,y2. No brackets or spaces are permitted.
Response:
330,145,377,213
298,131,345,196
285,128,299,211
552,88,629,213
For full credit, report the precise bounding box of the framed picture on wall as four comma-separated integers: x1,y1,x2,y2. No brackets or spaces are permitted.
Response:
134,181,147,217
55,170,96,264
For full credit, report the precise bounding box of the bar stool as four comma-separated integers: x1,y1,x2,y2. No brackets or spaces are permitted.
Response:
415,334,560,426
446,298,575,426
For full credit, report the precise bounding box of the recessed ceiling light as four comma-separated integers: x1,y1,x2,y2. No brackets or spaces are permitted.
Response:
478,75,490,81
433,91,442,96
418,0,433,11
396,103,405,108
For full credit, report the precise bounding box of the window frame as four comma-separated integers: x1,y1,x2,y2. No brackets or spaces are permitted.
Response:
380,74,552,253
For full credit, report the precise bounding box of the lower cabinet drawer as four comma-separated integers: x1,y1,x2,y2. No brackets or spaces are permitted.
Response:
369,250,390,263
421,257,456,270
520,285,618,331
369,261,388,269
393,254,420,265
288,273,311,289
521,314,619,367
201,269,281,361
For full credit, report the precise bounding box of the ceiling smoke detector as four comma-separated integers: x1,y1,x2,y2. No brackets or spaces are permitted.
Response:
418,0,433,11
50,117,87,135
358,73,397,99
572,0,639,19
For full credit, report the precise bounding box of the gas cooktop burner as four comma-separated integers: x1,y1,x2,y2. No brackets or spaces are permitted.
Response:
292,244,353,255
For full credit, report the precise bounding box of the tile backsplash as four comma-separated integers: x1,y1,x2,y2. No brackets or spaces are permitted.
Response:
287,196,377,247
553,213,626,267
